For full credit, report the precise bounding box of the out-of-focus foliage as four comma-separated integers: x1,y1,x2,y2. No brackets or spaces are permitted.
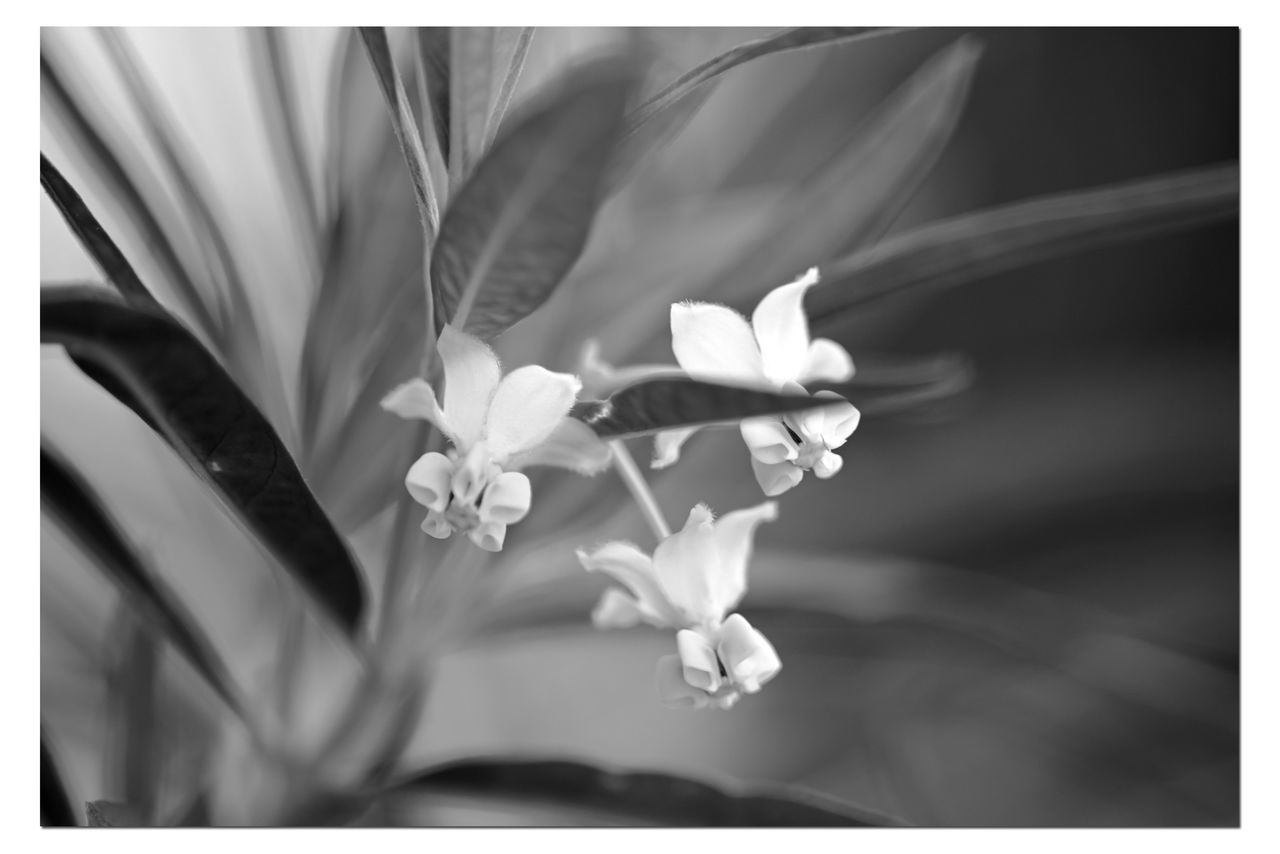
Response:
40,27,1238,826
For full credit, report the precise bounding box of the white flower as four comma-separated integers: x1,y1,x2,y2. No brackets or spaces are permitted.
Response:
577,501,781,710
658,267,861,496
382,326,609,551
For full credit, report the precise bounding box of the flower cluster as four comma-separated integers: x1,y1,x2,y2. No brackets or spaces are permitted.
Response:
388,269,860,708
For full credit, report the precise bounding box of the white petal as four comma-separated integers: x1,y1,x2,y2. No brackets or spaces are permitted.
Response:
676,629,722,693
670,302,764,383
438,325,502,450
813,391,861,448
708,501,777,616
651,426,701,469
485,366,581,462
450,443,497,506
750,456,805,497
590,589,650,630
739,417,798,465
652,504,723,625
405,452,454,512
380,378,455,440
813,450,843,479
479,471,531,525
801,338,855,384
420,511,453,539
468,522,507,552
717,613,781,694
751,267,819,385
655,655,711,710
576,542,680,627
506,418,612,474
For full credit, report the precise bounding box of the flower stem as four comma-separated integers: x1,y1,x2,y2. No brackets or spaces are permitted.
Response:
610,439,671,541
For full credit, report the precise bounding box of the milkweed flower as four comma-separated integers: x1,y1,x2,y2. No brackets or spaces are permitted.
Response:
578,501,781,709
382,326,608,551
658,268,861,497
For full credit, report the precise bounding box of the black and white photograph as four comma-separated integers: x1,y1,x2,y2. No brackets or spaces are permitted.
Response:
32,19,1259,834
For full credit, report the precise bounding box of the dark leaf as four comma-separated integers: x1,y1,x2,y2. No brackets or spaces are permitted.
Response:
41,441,245,716
85,800,145,827
359,27,440,239
42,286,366,634
809,164,1242,328
41,735,76,827
431,58,635,340
382,757,904,826
105,610,162,819
571,376,852,439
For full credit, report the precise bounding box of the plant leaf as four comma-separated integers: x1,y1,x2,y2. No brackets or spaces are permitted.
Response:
570,376,852,439
41,441,245,715
414,27,452,163
480,27,535,151
42,286,367,635
380,757,903,826
359,26,440,239
432,58,635,340
808,164,1242,328
450,27,536,181
41,733,76,827
627,27,905,135
104,608,162,820
85,800,145,827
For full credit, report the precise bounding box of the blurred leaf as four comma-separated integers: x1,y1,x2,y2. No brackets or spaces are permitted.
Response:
382,757,903,826
809,164,1242,327
359,27,440,239
627,27,903,134
245,27,323,247
40,50,221,341
571,376,855,439
450,28,536,181
42,286,367,635
85,800,144,827
41,734,76,827
703,37,983,305
105,609,162,820
414,28,451,162
41,442,244,716
432,59,634,340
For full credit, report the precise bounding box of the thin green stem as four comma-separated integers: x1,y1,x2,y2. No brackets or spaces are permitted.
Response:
609,440,671,542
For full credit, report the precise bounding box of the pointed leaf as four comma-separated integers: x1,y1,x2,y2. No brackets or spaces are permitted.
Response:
41,734,76,827
41,442,245,715
809,164,1242,328
382,757,903,826
450,27,536,180
42,286,367,635
432,58,635,340
414,27,452,162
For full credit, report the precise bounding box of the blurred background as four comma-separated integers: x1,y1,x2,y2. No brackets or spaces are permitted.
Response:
41,27,1239,826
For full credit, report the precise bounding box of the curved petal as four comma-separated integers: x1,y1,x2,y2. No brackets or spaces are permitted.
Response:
653,504,723,626
438,325,502,450
717,613,782,694
670,302,764,383
507,417,613,474
655,655,711,710
751,267,819,385
676,629,722,693
576,542,679,627
450,443,498,507
814,391,861,448
485,366,581,462
651,426,701,470
468,522,507,552
708,501,777,616
590,588,655,630
750,456,805,497
739,417,798,465
801,338,855,384
813,450,843,479
479,471,531,525
380,378,455,441
420,510,453,539
405,452,454,512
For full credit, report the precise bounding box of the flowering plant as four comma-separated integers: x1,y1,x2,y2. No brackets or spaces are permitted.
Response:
40,27,1238,826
